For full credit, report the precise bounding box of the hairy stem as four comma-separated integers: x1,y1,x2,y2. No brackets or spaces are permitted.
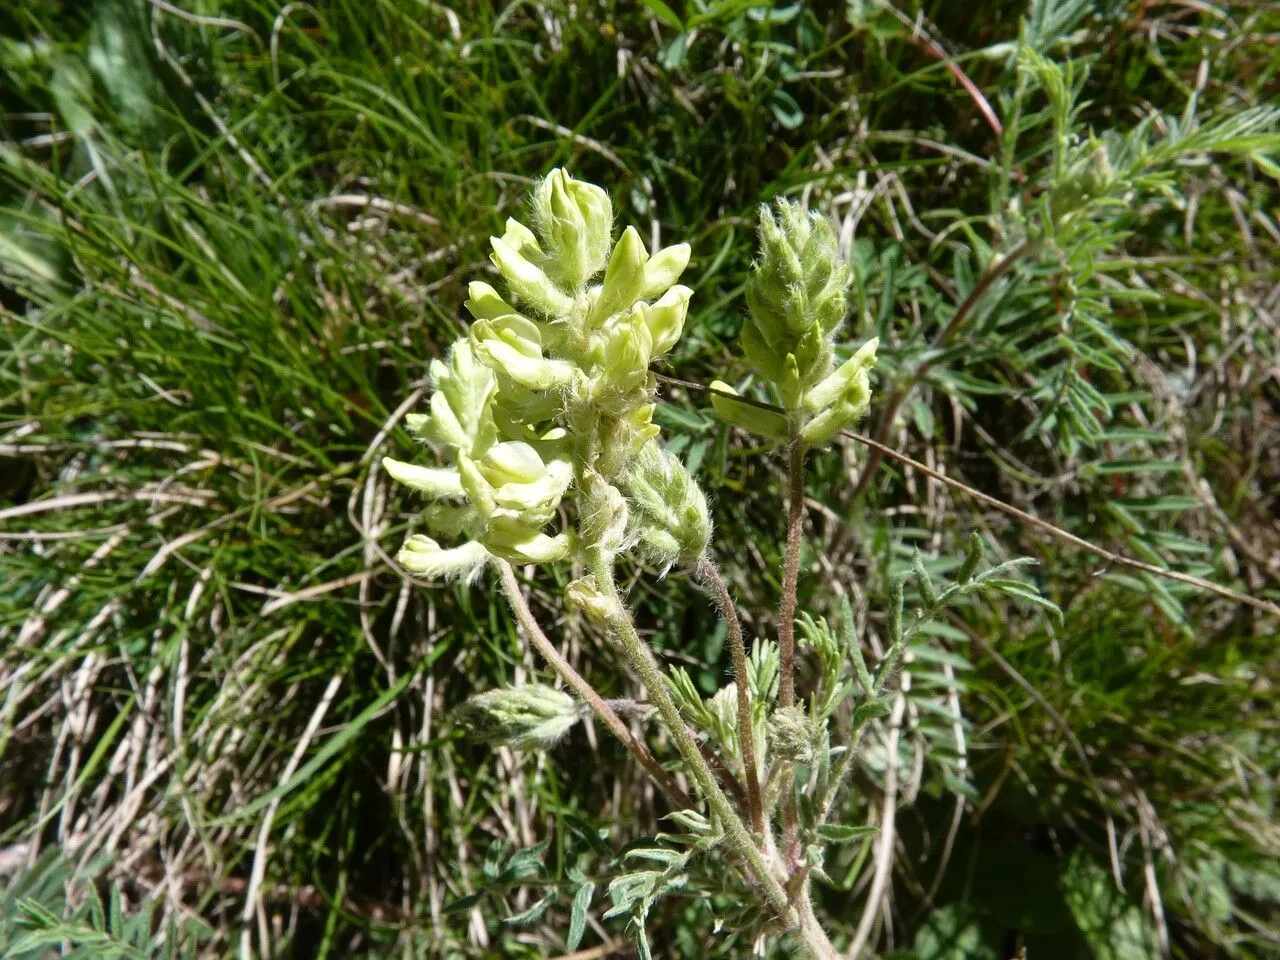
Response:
816,719,873,826
495,559,692,810
816,640,908,824
586,549,793,918
694,733,750,811
694,556,764,834
795,888,840,960
778,440,807,861
778,442,807,710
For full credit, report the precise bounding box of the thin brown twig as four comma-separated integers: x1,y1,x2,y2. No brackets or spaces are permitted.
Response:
695,557,764,833
900,35,1002,138
495,560,693,810
848,429,1280,619
654,373,1280,619
258,570,375,616
862,1,1003,138
548,941,625,960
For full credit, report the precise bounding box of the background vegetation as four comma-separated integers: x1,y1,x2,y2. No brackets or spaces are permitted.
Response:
1,0,1277,957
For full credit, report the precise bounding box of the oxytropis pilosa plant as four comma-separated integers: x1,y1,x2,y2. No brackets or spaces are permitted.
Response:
383,170,1047,957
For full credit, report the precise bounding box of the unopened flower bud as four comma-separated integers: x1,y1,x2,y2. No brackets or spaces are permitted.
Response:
462,684,580,750
490,232,574,318
624,403,661,448
381,458,464,499
590,225,648,323
457,453,497,517
490,461,573,525
639,242,691,300
769,705,813,763
577,472,629,556
565,576,619,623
1083,144,1112,195
594,403,661,478
501,217,541,256
742,200,852,407
419,341,497,456
800,337,878,447
706,684,741,745
404,412,430,437
398,534,490,581
481,440,549,484
804,339,878,413
464,280,518,321
532,169,613,291
622,441,711,571
482,515,569,563
465,443,573,530
639,284,692,359
1052,142,1115,223
470,314,575,391
599,309,654,393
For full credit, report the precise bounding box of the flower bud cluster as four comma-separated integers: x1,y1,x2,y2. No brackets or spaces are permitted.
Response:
461,684,581,750
710,199,879,448
768,704,814,763
385,169,711,577
621,441,711,572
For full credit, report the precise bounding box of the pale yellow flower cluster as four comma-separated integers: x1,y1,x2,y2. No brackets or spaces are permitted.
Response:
384,170,701,579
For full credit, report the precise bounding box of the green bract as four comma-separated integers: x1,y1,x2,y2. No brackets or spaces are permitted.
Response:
385,170,699,579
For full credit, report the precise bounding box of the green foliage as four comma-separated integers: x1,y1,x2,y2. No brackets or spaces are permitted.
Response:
1061,850,1157,960
1,852,211,960
910,905,997,960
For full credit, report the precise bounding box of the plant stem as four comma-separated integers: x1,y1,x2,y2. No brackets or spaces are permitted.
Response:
816,719,873,826
795,888,840,960
694,556,764,834
816,640,908,825
495,559,692,810
586,549,793,918
779,441,807,711
778,440,807,862
694,733,750,810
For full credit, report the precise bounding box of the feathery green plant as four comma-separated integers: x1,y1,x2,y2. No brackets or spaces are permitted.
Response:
1,850,211,960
